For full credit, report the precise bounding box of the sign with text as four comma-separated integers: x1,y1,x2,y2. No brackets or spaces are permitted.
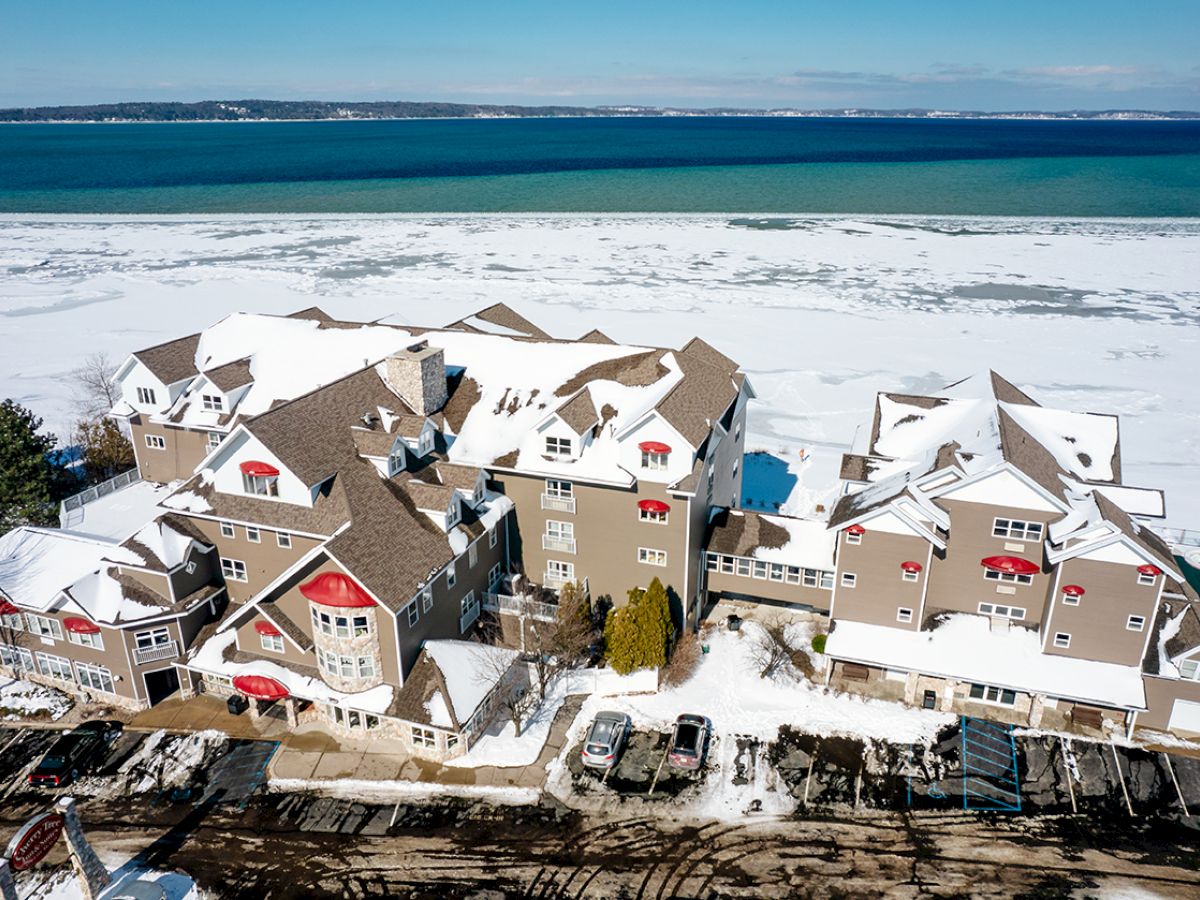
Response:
4,811,65,871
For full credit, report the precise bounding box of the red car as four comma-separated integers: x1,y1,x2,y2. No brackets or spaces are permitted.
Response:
667,714,710,770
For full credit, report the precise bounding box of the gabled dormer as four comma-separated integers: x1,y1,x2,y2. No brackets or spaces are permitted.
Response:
406,480,461,532
616,412,694,485
111,333,202,418
200,426,314,507
433,462,487,509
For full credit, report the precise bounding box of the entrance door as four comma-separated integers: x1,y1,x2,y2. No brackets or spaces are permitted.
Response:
144,667,181,706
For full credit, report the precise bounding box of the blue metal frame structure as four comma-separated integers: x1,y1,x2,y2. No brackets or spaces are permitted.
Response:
961,716,1021,812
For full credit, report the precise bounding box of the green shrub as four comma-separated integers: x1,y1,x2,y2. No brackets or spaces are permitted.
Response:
604,577,672,675
810,633,827,655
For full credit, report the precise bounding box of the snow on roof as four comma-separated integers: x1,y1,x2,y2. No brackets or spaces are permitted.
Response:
825,615,1146,710
1089,484,1165,519
161,490,212,513
63,569,166,624
423,640,519,723
424,689,454,728
873,395,994,460
0,527,137,611
1001,402,1119,483
190,630,394,712
752,516,837,570
123,517,200,570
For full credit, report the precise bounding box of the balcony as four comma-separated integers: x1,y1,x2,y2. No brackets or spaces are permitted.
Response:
541,535,577,554
133,640,179,665
482,592,559,623
459,604,481,634
540,493,576,514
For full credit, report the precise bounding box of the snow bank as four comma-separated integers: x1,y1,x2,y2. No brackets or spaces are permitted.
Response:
267,777,539,805
114,729,230,793
0,677,72,721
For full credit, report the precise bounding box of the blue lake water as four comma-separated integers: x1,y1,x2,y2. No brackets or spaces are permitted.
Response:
1,117,1198,215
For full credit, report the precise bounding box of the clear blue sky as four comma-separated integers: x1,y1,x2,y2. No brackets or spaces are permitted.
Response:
4,1,1198,110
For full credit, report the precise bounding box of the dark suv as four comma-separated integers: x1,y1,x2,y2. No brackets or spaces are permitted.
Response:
29,721,122,787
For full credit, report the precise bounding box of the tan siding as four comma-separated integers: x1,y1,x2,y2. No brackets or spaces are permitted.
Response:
131,420,211,484
706,568,832,610
1043,557,1160,666
21,614,138,703
1141,675,1200,733
833,530,929,630
184,516,322,605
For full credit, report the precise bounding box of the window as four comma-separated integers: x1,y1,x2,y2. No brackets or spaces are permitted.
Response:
785,566,802,585
412,726,436,748
37,652,74,682
1,610,24,632
769,563,785,583
407,603,419,627
472,482,485,507
417,429,434,457
0,645,33,671
639,507,669,525
461,591,479,622
978,602,1027,620
144,434,166,450
242,472,278,497
136,386,157,405
1137,571,1156,586
276,531,291,549
67,629,103,651
820,571,834,589
260,633,284,653
446,563,456,589
1053,632,1071,648
720,556,735,575
897,608,913,623
969,683,1016,706
25,614,63,640
1127,615,1146,632
446,733,460,751
992,518,1044,541
489,527,498,549
245,526,260,543
185,561,196,575
984,569,1033,586
734,422,742,441
732,460,739,478
220,521,235,538
841,573,857,588
487,564,502,590
357,656,375,677
546,520,574,541
206,432,223,453
422,587,435,613
1062,591,1080,606
365,714,381,731
546,436,572,456
468,542,478,569
706,553,719,572
1180,658,1200,681
134,628,172,650
547,560,575,582
638,547,667,567
641,449,668,471
220,558,247,582
802,569,819,588
388,446,406,477
735,558,751,578
545,479,573,498
201,394,224,412
317,648,374,679
846,531,862,545
752,560,768,580
446,500,460,527
902,569,919,583
75,662,115,694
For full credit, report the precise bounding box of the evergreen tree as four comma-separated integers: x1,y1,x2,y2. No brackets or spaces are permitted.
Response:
604,577,672,675
74,418,134,483
0,399,61,529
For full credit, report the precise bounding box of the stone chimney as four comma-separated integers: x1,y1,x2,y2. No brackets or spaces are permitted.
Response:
385,341,448,416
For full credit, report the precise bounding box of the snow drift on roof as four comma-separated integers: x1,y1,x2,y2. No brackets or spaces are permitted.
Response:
1001,402,1119,483
423,640,519,723
0,528,138,611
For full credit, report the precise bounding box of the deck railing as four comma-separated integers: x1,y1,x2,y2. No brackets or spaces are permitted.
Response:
59,468,142,526
541,535,576,554
133,640,179,666
482,592,559,623
540,494,576,514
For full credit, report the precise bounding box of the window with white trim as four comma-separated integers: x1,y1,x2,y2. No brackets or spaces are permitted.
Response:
897,607,913,623
1180,658,1200,681
734,422,742,441
75,662,115,694
984,569,1033,586
841,572,857,588
545,479,573,498
245,526,260,543
67,629,103,651
1062,591,1080,606
769,563,785,583
641,449,668,471
221,558,247,582
546,436,572,456
1137,571,1156,586
786,565,801,585
487,564,502,589
752,560,768,580
37,652,73,682
969,683,1016,706
388,445,405,477
220,521,234,538
446,562,456,589
407,603,419,627
422,587,434,613
136,386,157,405
206,432,223,453
489,527,498,549
901,569,919,583
638,507,668,524
820,571,834,589
978,602,1026,620
736,558,752,577
461,591,479,622
992,518,1044,541
547,560,575,582
310,608,370,639
1053,632,1071,648
417,429,434,457
185,561,196,575
276,531,291,549
446,499,460,527
316,648,374,679
412,726,436,748
468,541,478,568
1127,615,1146,632
0,644,33,671
546,520,574,541
201,394,224,412
144,434,166,450
242,472,278,497
845,531,862,545
1,611,24,632
25,614,63,640
134,627,172,650
260,633,284,653
638,547,667,567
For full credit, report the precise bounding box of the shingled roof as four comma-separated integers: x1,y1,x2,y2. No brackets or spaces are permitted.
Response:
556,388,600,436
134,333,201,386
204,357,254,392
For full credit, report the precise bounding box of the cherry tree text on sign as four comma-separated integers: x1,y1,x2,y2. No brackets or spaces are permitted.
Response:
4,811,65,871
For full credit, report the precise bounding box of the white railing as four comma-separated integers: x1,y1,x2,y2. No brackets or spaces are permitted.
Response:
59,468,142,525
133,641,179,665
1157,526,1200,550
459,604,481,634
541,535,577,554
543,569,573,588
482,592,559,623
540,494,576,514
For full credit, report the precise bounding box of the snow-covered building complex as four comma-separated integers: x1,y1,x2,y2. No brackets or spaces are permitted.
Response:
1,305,1198,749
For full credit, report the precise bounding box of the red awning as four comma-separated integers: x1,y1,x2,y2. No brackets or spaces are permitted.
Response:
900,561,923,574
232,674,289,701
637,499,671,514
299,572,376,608
63,617,100,635
254,620,282,637
239,460,280,477
638,441,671,454
846,524,867,536
1137,564,1162,577
980,556,1040,576
1062,584,1086,597
0,600,19,616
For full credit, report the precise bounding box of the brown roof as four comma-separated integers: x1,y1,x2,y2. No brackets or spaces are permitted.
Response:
554,350,670,399
669,456,705,495
404,478,457,512
204,357,254,392
176,471,351,537
134,333,201,386
434,461,481,492
655,351,739,448
578,329,615,344
996,408,1071,502
351,426,395,459
386,651,460,728
118,513,211,573
706,509,790,558
456,303,551,340
257,599,315,653
679,336,738,374
287,306,335,322
555,389,599,436
1091,492,1186,585
989,371,1040,407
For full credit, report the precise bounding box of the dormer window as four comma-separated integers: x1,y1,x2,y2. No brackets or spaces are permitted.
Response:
472,481,485,506
136,387,156,405
202,394,224,412
446,499,460,527
239,460,280,497
388,445,405,477
546,436,572,457
639,441,671,471
418,429,434,457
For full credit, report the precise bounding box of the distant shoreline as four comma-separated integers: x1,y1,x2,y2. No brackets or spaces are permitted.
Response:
4,114,1200,125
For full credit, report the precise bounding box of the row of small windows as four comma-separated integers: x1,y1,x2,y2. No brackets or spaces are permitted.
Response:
1053,616,1145,649
708,553,834,589
0,645,116,694
311,607,371,639
220,521,292,548
316,647,376,679
847,517,1045,547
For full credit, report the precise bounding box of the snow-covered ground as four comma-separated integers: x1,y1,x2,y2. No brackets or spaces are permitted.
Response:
17,852,203,900
0,677,71,721
1,215,1197,525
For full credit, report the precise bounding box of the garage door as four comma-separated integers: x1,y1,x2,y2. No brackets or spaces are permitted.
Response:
1167,699,1200,735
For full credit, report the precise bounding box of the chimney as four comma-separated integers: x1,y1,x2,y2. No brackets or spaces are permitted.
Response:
384,341,448,416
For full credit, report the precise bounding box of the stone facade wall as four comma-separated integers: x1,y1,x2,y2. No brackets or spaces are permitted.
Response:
310,604,384,693
384,346,447,416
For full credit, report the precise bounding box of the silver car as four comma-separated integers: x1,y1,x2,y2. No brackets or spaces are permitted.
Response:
580,710,631,769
